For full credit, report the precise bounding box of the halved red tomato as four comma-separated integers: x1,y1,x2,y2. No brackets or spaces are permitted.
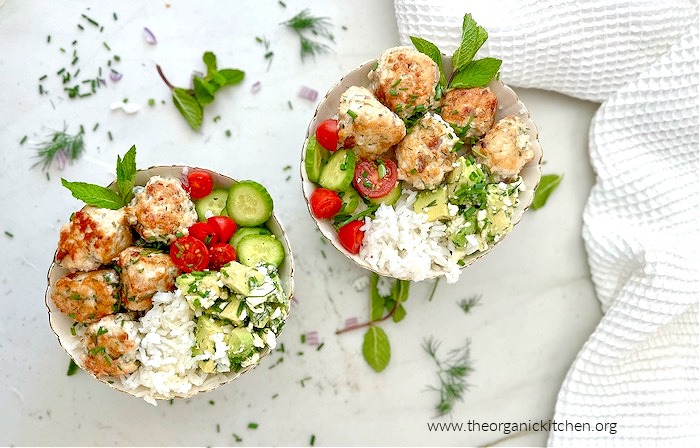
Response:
208,243,237,270
353,158,398,198
310,188,342,219
337,220,365,254
170,236,210,273
188,222,219,246
207,216,237,243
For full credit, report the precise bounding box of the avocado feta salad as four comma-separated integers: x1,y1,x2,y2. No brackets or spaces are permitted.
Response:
303,16,536,283
49,149,290,404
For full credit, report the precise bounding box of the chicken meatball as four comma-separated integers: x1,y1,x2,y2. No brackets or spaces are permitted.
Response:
56,206,133,272
82,313,140,377
126,176,197,243
337,86,406,160
440,87,497,140
117,247,178,312
396,113,460,190
368,46,440,119
473,115,534,181
51,269,120,323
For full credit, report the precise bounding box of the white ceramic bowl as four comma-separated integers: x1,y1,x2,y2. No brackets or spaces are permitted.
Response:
45,165,294,401
300,56,542,280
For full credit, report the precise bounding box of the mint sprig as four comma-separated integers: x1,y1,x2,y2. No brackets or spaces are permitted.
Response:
61,146,137,210
410,36,447,88
450,57,502,89
531,174,563,210
451,14,488,72
362,326,391,373
156,52,245,130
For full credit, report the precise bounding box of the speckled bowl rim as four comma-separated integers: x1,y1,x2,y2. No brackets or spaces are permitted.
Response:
300,56,543,281
45,165,295,402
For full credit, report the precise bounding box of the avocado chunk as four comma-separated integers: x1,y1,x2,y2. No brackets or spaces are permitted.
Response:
447,156,487,199
226,328,255,366
219,261,265,296
218,297,245,325
194,315,227,373
413,186,450,221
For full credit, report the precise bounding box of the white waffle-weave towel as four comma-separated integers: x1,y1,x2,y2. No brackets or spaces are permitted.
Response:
394,1,699,445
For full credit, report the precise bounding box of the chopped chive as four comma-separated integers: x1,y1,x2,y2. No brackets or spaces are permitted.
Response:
278,0,287,7
57,68,66,75
287,100,293,110
103,42,111,51
209,400,215,405
73,68,80,78
92,123,99,131
310,435,316,446
271,393,279,399
71,39,77,46
283,165,292,171
225,129,232,137
216,423,220,433
99,26,104,32
19,136,27,145
108,131,113,141
247,423,258,429
316,342,324,351
5,231,14,238
77,24,84,31
113,12,118,21
213,115,221,122
71,56,79,65
233,434,242,442
47,35,51,43
264,51,274,59
113,55,121,62
67,359,79,376
301,334,306,343
347,109,357,119
148,98,155,106
39,74,47,81
300,376,312,387
39,85,44,95
59,47,66,53
81,14,99,26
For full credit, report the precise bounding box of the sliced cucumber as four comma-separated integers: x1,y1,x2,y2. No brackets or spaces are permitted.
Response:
226,181,274,227
229,226,271,251
338,188,361,214
237,234,285,268
368,181,403,206
305,136,330,183
195,189,229,221
318,149,356,191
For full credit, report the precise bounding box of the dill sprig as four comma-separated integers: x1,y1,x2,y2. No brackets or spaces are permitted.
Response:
32,126,85,172
424,337,473,417
281,9,334,61
458,294,481,314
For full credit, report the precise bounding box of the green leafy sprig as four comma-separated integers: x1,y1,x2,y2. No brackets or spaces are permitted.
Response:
156,52,245,130
424,337,473,416
32,126,85,172
281,9,335,61
61,145,137,210
531,174,563,210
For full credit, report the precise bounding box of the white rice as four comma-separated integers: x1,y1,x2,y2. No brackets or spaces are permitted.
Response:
359,191,462,283
121,290,225,405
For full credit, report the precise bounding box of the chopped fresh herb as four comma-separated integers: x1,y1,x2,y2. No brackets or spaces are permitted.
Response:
301,334,306,343
4,231,14,238
225,129,232,137
310,435,316,446
77,24,84,31
347,109,357,120
19,135,28,145
148,98,156,107
209,400,215,405
458,295,481,313
81,14,99,27
67,359,79,376
281,9,335,61
287,100,293,110
279,0,287,7
300,376,312,387
247,423,258,430
233,434,242,442
107,131,113,141
47,35,51,43
31,126,85,172
103,42,111,51
316,342,324,351
113,12,118,21
424,337,473,416
216,423,220,433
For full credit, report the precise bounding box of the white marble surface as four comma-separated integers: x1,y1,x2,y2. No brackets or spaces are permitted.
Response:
0,1,602,446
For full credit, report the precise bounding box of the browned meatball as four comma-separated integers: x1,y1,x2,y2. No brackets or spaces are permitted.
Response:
56,206,133,272
368,46,440,119
473,115,534,181
51,269,120,323
440,87,498,139
82,313,140,377
126,176,197,243
117,247,178,311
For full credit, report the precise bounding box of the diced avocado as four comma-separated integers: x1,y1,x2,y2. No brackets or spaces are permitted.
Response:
194,315,227,373
367,181,403,206
177,271,228,311
219,297,245,325
226,328,255,365
219,261,265,296
447,156,486,198
413,186,450,221
337,188,361,214
485,185,514,238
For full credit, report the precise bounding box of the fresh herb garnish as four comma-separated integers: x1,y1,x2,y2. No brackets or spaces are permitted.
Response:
531,174,563,210
31,125,85,172
67,359,79,376
61,145,137,210
156,52,245,130
362,326,391,372
281,9,335,61
247,422,258,430
458,295,481,313
424,337,473,416
332,204,379,229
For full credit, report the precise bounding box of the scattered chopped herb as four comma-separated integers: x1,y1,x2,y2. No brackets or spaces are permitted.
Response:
310,435,316,446
281,9,335,61
148,98,156,107
458,295,481,314
424,337,473,416
47,35,51,43
67,359,79,376
301,334,306,343
316,342,325,351
19,135,28,145
113,12,118,21
278,0,287,7
216,423,220,433
31,126,85,172
233,434,243,442
77,24,84,31
347,109,357,120
108,131,113,141
92,122,99,132
271,393,279,399
283,165,292,171
247,423,258,430
81,14,99,27
287,100,293,110
213,115,221,122
225,129,232,137
209,400,215,405
300,376,312,387
103,42,111,51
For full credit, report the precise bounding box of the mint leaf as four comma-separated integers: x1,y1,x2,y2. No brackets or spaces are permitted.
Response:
452,14,488,72
531,174,563,210
172,87,203,130
392,304,406,323
369,274,385,321
391,280,410,303
116,145,136,204
362,326,390,372
193,77,216,106
202,51,217,77
450,58,502,88
61,179,123,210
218,69,245,86
67,359,79,376
410,36,446,88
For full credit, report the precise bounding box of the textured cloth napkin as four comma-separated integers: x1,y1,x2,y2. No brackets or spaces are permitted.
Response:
393,0,699,445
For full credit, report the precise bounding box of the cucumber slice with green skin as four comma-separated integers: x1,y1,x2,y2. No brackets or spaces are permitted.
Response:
237,234,285,268
226,181,274,227
195,189,229,221
318,149,356,191
368,181,403,206
305,136,330,183
229,226,271,251
337,188,361,214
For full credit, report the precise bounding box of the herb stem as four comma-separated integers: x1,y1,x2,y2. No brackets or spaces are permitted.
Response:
155,64,175,90
336,293,401,335
427,278,440,301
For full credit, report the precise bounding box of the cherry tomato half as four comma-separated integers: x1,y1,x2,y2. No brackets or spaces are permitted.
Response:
186,170,214,200
170,236,210,273
315,119,339,152
337,220,365,254
310,188,343,219
188,222,219,246
207,216,237,243
208,243,237,271
353,158,398,198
